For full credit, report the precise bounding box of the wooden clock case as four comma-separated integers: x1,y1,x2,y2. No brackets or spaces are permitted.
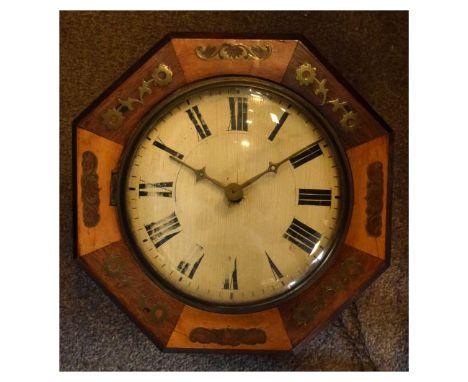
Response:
73,33,393,353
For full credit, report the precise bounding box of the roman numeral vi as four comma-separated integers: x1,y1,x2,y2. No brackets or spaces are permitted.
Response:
223,258,238,290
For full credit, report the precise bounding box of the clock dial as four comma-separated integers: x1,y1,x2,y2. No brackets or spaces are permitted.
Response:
121,78,350,309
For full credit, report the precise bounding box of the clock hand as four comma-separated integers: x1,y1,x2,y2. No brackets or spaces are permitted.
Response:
169,156,227,190
239,138,323,189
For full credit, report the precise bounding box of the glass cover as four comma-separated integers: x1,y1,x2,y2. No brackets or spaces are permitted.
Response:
121,78,349,309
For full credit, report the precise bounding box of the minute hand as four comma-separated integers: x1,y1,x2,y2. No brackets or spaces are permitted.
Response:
169,156,226,190
239,138,323,189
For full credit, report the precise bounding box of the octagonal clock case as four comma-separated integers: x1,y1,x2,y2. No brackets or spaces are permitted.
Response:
73,34,393,353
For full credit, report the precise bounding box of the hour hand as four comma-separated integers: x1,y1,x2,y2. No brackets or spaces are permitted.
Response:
239,138,323,189
169,156,226,190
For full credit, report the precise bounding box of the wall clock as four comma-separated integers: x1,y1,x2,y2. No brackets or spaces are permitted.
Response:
73,34,392,353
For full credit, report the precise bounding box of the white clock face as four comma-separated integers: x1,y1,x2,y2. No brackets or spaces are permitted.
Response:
121,79,349,308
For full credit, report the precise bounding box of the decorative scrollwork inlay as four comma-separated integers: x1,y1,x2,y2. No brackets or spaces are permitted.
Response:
81,151,100,227
295,63,360,132
195,43,272,60
189,327,267,346
102,64,173,130
293,253,364,327
365,161,384,237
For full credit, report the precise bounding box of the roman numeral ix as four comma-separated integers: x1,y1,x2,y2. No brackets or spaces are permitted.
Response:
268,112,289,141
229,97,248,131
284,218,321,254
144,212,181,249
139,181,173,198
289,143,323,169
186,106,211,140
298,188,332,206
223,258,238,290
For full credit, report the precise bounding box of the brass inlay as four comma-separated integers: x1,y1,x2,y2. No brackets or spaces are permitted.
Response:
102,251,171,327
81,151,100,227
293,253,364,326
195,43,272,60
365,162,384,237
189,327,267,346
102,64,173,130
295,63,360,132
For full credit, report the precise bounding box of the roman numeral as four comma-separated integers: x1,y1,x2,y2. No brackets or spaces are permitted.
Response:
298,188,332,206
144,212,181,248
186,106,211,139
265,252,283,280
229,97,248,131
268,112,289,141
223,258,238,290
177,254,204,280
284,218,321,254
139,181,173,198
289,143,323,169
153,140,184,159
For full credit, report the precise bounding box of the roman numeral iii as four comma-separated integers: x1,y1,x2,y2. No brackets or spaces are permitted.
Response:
228,97,248,131
223,258,239,290
289,143,323,169
298,188,332,206
186,106,211,139
139,181,173,198
145,212,181,248
284,218,321,254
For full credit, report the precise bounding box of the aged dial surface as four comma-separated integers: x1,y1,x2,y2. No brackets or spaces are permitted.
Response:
120,78,350,309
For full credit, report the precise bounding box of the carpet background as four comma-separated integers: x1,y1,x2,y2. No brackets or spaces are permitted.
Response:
60,11,408,371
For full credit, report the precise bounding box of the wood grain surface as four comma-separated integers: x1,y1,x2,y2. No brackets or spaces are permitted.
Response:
344,135,390,259
76,128,122,255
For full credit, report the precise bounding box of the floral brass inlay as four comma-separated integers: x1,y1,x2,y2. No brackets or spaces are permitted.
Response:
365,161,384,237
189,327,267,346
81,151,100,227
293,254,364,326
102,251,171,327
102,64,173,130
295,63,360,132
195,43,272,60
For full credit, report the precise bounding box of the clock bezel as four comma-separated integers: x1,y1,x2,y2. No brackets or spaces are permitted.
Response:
116,75,354,314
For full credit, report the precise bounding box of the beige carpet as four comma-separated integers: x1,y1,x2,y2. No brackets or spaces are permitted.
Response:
60,11,408,371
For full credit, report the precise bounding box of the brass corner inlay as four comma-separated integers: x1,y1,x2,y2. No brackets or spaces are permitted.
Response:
295,63,360,132
195,43,272,60
365,161,384,237
189,327,267,346
293,253,364,327
102,64,173,130
101,250,171,327
81,151,100,227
